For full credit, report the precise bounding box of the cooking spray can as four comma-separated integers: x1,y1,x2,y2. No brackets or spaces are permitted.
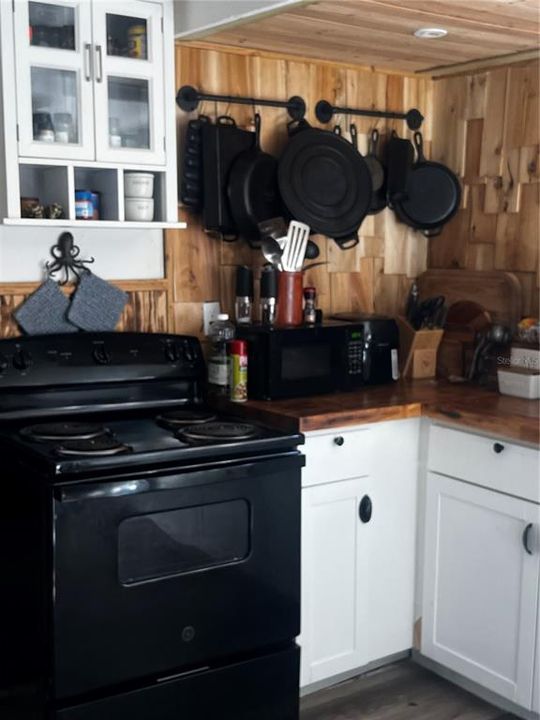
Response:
228,340,248,403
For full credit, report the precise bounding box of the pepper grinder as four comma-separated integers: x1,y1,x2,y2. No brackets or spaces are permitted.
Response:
260,267,277,325
235,265,253,324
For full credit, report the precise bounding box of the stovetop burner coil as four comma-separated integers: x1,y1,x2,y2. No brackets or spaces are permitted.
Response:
22,422,107,442
56,435,132,457
156,409,218,429
177,421,259,443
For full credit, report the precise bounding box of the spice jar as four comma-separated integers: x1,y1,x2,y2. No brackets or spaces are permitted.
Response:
303,286,317,325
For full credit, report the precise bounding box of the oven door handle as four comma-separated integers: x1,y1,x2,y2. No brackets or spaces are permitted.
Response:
54,452,305,502
55,479,151,502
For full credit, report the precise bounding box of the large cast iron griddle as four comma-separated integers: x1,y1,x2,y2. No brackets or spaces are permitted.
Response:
278,121,372,241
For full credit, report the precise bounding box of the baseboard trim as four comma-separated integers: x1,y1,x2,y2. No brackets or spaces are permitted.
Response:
300,649,411,697
412,650,539,720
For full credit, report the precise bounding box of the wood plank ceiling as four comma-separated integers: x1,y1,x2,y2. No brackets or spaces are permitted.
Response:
191,0,540,73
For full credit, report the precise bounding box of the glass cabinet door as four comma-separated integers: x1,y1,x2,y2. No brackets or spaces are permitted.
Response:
14,1,95,160
92,1,165,165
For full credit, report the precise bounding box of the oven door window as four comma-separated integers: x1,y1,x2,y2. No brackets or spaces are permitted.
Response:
281,343,332,381
118,499,250,585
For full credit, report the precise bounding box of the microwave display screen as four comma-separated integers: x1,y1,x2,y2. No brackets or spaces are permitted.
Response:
281,343,331,380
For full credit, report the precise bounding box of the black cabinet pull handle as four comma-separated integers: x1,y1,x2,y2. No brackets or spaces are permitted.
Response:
359,495,372,523
522,523,533,555
493,442,505,454
334,436,344,446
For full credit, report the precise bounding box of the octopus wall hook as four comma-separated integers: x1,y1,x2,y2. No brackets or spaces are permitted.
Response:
46,232,95,286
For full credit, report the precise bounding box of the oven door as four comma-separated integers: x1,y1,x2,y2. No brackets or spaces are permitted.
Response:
51,453,302,699
266,326,344,399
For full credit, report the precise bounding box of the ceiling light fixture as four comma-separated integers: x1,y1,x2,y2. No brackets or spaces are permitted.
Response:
414,27,448,39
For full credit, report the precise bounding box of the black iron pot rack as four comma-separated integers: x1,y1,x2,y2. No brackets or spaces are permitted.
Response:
315,99,424,130
176,85,306,120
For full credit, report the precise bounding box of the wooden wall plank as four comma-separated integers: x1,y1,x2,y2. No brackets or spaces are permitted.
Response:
430,59,539,319
479,68,508,178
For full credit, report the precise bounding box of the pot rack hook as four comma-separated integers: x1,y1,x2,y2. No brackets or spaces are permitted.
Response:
46,231,95,286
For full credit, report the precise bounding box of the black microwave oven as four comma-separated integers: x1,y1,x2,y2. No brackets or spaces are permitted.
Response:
235,317,399,400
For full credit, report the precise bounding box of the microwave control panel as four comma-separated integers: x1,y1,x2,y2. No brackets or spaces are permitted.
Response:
346,329,364,376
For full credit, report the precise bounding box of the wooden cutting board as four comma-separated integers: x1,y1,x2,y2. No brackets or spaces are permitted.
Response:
417,270,522,328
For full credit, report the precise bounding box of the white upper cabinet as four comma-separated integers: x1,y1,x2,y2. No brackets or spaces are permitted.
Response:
14,0,165,165
14,0,95,160
92,1,165,164
0,0,180,225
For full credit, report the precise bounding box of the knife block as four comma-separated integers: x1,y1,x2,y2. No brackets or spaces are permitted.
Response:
397,316,444,379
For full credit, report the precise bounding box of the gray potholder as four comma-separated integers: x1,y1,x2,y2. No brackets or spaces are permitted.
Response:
14,278,78,335
67,272,128,331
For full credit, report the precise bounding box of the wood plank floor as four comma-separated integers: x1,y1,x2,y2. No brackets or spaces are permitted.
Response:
300,661,518,720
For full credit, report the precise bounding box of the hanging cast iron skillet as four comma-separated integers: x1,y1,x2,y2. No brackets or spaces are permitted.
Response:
227,113,282,248
364,128,387,214
278,120,372,248
349,124,387,216
392,131,461,236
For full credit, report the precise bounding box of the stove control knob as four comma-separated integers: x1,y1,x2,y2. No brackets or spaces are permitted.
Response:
13,349,32,371
0,353,8,374
92,344,111,365
164,342,180,363
182,339,195,361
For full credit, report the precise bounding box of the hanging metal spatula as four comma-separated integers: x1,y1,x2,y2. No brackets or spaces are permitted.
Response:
283,221,310,271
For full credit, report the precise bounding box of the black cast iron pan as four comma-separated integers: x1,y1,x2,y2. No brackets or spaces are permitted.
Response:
392,131,461,235
278,119,372,244
364,128,387,214
227,113,282,248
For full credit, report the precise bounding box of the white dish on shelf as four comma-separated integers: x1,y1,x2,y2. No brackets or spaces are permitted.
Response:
124,172,154,198
125,197,154,222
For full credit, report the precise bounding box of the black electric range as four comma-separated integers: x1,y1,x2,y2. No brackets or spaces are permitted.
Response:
0,332,303,720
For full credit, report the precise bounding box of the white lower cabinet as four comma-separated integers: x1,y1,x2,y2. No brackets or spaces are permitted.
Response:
534,581,540,714
421,471,540,709
300,419,419,688
300,476,369,685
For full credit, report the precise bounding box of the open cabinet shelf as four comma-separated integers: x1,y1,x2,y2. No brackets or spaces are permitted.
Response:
14,164,185,227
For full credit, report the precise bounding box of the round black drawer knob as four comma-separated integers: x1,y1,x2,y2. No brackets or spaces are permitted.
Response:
334,436,345,446
493,442,505,454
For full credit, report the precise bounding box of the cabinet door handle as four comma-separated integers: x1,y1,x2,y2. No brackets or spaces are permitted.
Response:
493,442,505,454
359,495,372,523
84,42,92,81
522,523,533,555
95,44,103,83
334,436,344,447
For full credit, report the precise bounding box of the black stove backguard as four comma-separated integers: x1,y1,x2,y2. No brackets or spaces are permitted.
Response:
0,332,304,720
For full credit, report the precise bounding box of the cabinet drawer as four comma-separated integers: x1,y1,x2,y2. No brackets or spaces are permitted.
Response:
428,425,540,503
303,426,372,486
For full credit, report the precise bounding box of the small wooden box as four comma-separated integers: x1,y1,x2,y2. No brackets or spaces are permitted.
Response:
397,316,444,379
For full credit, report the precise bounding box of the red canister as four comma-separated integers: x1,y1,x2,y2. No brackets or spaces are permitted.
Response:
228,339,248,403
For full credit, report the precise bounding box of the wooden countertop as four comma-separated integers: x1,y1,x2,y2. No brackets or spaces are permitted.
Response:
225,381,540,445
